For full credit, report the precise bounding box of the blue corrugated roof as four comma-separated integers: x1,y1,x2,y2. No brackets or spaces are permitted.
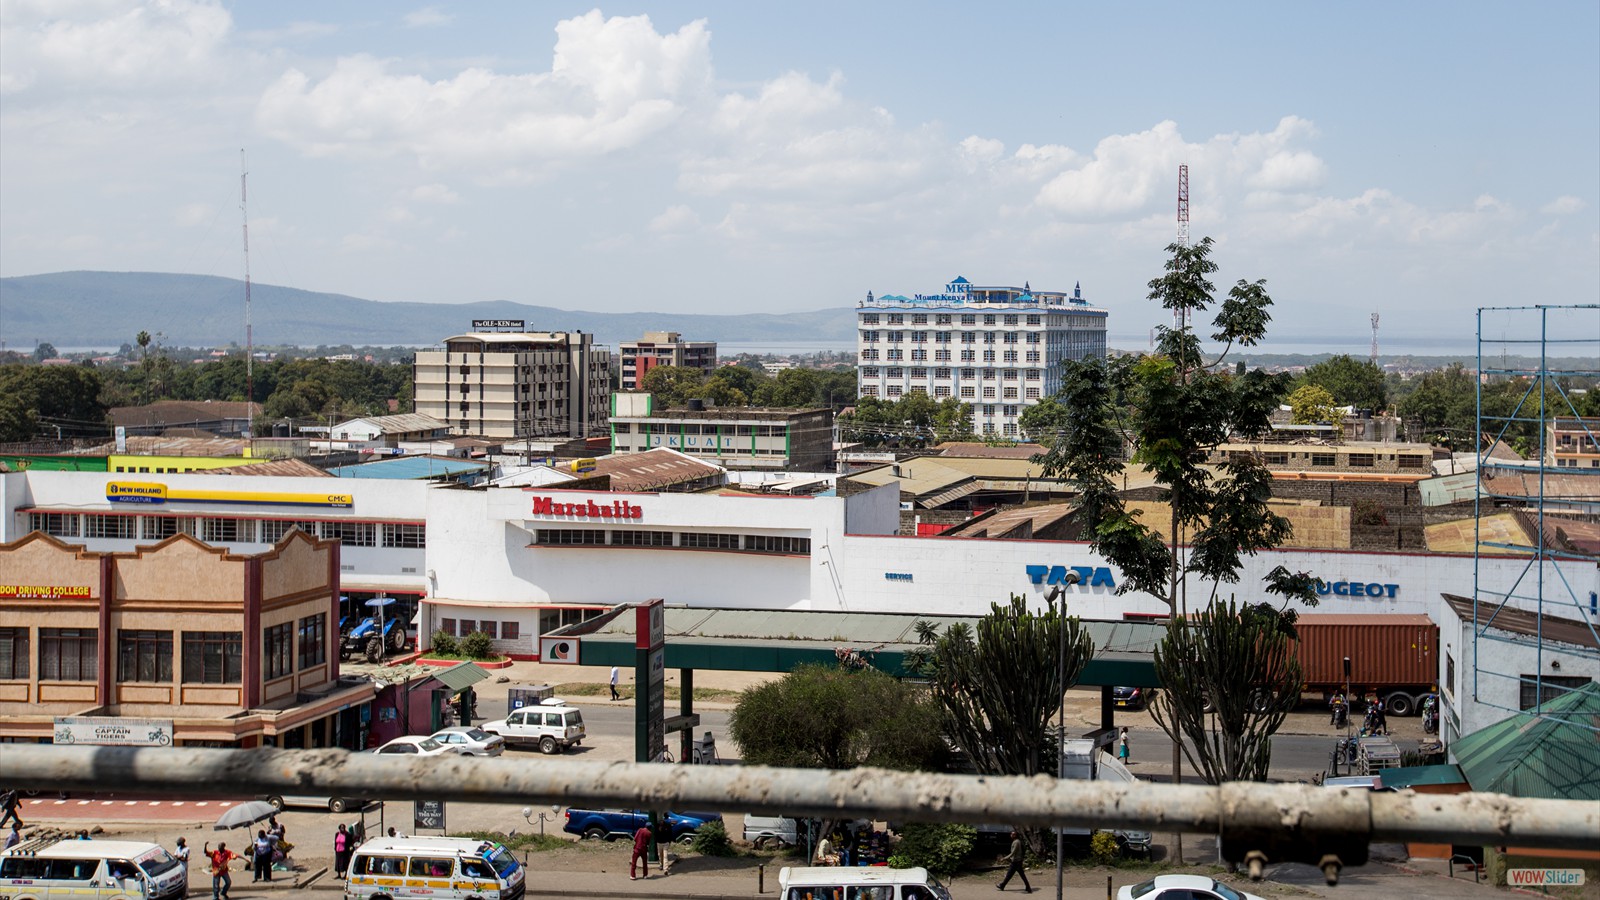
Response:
327,456,489,480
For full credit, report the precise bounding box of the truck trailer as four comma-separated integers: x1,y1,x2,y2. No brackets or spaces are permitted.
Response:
1293,614,1438,716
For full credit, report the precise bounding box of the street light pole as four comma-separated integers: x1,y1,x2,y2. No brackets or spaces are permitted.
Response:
1050,570,1080,900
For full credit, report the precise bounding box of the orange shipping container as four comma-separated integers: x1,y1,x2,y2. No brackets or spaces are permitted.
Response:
1294,614,1438,701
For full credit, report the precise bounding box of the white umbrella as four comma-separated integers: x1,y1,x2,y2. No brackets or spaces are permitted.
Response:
213,800,278,832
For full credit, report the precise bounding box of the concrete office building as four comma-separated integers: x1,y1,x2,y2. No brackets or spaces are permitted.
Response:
618,332,717,391
856,277,1108,438
414,329,610,440
609,393,833,471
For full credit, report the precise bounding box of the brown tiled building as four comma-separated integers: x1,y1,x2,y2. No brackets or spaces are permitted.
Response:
0,530,374,748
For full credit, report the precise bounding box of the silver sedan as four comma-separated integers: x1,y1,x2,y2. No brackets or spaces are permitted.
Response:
428,725,506,757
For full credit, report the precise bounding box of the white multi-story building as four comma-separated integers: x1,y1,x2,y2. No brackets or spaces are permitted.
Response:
414,329,610,440
855,277,1108,438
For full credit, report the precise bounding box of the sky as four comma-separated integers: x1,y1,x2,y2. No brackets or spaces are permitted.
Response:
1,1,1597,354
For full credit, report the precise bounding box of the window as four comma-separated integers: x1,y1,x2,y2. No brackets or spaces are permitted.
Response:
1264,452,1289,466
887,385,902,396
298,614,327,669
680,532,740,550
983,387,996,398
1025,369,1041,380
934,367,951,378
910,367,927,378
1003,315,1018,325
84,515,135,540
1003,332,1019,344
961,368,976,378
1445,651,1455,699
182,632,242,684
1004,423,1018,436
116,629,173,683
1027,315,1041,325
1026,351,1041,363
960,387,975,398
261,520,318,543
1347,453,1375,468
886,367,903,378
934,349,951,361
862,367,879,377
1026,388,1041,399
911,314,927,325
1004,388,1019,399
911,331,927,342
1026,331,1041,343
935,332,951,343
861,314,879,325
1310,453,1336,467
934,386,951,397
910,349,927,361
201,518,253,543
983,315,996,325
440,618,457,636
1003,369,1019,380
887,314,903,325
535,529,606,545
960,350,975,361
982,350,996,362
502,622,520,640
142,516,187,541
935,314,951,325
1004,405,1019,417
861,385,878,396
745,535,811,554
1519,675,1592,710
1397,454,1427,470
0,628,29,679
480,621,497,640
961,332,975,344
886,349,903,361
960,314,976,325
983,332,997,344
1002,351,1018,363
322,521,376,547
40,628,97,681
264,623,294,680
28,512,78,537
460,620,477,635
382,523,426,549
410,858,454,878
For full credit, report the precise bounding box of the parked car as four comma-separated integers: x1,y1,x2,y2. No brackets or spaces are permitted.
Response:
1118,874,1265,900
563,808,723,843
374,735,461,757
265,792,367,814
428,725,505,757
1113,686,1155,710
481,701,585,754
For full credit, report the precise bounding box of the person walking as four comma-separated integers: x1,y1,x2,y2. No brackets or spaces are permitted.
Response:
173,837,190,896
653,818,672,876
252,829,274,882
333,823,351,879
629,824,651,880
609,666,620,701
3,824,20,850
205,841,239,900
996,829,1033,893
1117,727,1130,764
0,789,22,830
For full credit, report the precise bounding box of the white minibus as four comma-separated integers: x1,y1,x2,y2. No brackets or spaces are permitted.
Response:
0,838,188,899
778,865,951,900
344,836,524,900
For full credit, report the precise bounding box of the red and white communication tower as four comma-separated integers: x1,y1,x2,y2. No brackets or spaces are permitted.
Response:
1177,164,1190,247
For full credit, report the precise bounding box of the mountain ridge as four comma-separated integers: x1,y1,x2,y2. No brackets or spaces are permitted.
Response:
0,271,858,348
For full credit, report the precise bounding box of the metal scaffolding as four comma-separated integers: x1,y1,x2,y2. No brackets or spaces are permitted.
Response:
1472,304,1600,733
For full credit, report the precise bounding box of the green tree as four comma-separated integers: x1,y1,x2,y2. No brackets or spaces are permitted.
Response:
637,365,705,407
0,365,107,437
135,331,151,362
728,664,946,771
705,364,766,399
753,368,822,408
1033,237,1317,785
912,594,1095,780
0,394,38,442
1151,599,1303,783
1017,396,1071,444
1286,383,1336,425
1397,362,1476,445
1298,354,1387,411
32,342,58,363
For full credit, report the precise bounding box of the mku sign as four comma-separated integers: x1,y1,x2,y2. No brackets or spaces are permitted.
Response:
531,496,642,520
1025,565,1117,588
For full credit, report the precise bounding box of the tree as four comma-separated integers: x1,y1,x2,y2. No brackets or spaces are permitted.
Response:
637,365,704,407
32,342,57,363
1397,362,1476,444
1151,599,1303,783
0,364,107,436
1286,384,1336,425
1298,354,1387,412
728,664,946,771
912,595,1095,781
753,368,821,408
135,331,151,362
1033,237,1317,785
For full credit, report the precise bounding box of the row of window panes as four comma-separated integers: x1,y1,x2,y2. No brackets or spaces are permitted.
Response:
861,331,1044,345
622,423,785,436
862,367,1043,380
1251,452,1430,469
533,529,810,554
0,627,287,685
863,313,1046,326
437,619,521,640
26,513,423,548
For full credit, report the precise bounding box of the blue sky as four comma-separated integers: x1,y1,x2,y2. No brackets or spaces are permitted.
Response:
2,2,1596,353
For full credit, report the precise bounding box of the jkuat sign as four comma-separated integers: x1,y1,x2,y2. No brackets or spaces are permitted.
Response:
531,496,642,520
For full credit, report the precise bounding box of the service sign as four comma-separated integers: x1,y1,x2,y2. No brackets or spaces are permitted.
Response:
414,799,447,831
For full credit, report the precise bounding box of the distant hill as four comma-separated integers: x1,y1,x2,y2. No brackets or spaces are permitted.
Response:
0,271,858,349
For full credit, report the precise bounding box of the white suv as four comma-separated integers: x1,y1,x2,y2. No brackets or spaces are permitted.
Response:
481,701,585,754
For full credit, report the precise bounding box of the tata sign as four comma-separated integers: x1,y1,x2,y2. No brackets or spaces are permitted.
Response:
531,497,642,519
1025,565,1117,588
1317,579,1400,599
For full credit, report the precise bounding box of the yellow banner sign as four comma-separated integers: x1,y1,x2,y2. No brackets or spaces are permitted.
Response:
106,481,353,508
0,585,92,599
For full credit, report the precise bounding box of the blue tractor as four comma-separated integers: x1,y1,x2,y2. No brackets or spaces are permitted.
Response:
339,597,410,662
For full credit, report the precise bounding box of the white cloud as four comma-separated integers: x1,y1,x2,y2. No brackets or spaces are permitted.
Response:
403,7,453,29
411,183,459,204
649,204,700,234
255,12,712,178
0,0,233,96
1541,195,1586,215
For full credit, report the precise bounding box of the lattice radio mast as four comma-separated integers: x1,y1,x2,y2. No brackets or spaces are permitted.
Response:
240,149,253,436
1370,312,1380,367
1175,165,1190,330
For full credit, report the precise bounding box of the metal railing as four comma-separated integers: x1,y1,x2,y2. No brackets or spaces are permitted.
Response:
4,746,1595,880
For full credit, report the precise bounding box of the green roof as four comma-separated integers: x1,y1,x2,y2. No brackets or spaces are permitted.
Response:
1377,764,1467,789
430,661,493,694
1452,682,1600,801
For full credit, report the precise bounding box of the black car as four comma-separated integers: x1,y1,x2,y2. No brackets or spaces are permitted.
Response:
1112,686,1154,710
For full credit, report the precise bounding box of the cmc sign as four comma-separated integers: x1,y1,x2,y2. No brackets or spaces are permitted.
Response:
1317,579,1400,599
531,497,642,519
1025,565,1117,588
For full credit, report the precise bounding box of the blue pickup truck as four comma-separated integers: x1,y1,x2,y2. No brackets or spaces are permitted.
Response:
563,808,723,843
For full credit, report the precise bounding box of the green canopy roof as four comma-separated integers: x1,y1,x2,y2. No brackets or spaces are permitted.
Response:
1452,682,1600,801
430,661,492,694
1377,764,1466,790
